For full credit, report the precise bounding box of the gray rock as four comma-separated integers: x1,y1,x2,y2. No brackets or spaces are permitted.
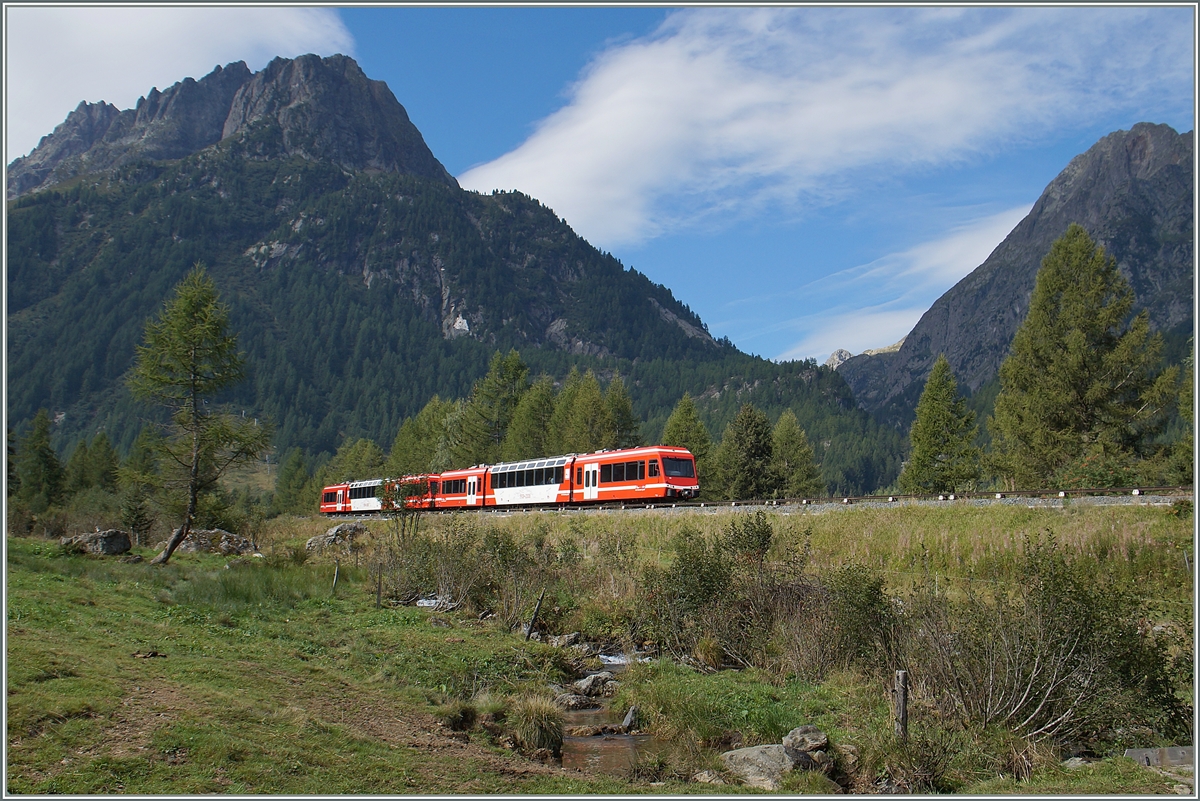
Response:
720,744,795,790
61,529,131,555
546,632,580,648
170,528,256,555
621,705,639,731
569,642,601,657
783,724,829,753
1061,757,1089,770
573,671,615,697
554,693,598,711
693,770,725,784
601,680,620,697
306,522,367,553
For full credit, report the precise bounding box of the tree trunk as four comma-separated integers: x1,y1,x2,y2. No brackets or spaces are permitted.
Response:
151,387,202,565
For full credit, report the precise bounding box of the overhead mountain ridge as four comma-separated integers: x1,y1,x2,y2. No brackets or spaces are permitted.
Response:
838,121,1193,427
8,53,919,496
7,53,456,200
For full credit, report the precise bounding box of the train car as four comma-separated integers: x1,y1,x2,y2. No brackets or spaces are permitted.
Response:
488,455,572,507
319,478,385,515
429,466,489,509
571,445,699,504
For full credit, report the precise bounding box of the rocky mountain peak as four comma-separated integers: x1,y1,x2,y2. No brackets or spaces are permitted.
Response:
7,54,455,199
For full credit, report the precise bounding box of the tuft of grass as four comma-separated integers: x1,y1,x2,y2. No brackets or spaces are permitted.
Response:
508,694,563,755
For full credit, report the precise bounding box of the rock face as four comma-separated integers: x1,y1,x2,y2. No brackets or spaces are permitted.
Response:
61,529,131,555
7,54,455,199
720,744,796,790
840,122,1193,427
824,349,852,370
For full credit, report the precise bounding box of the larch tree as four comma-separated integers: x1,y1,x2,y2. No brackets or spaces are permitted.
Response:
455,350,530,466
899,355,980,494
988,225,1177,489
546,367,584,455
15,409,63,513
501,375,557,461
605,374,643,449
128,265,271,565
563,370,615,453
772,409,826,499
387,395,453,476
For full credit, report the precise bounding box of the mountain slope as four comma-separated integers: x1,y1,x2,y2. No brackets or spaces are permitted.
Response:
6,54,901,494
838,122,1193,428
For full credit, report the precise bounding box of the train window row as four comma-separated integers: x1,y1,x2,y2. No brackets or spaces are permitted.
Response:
599,460,646,483
322,491,337,504
441,478,467,494
494,466,564,489
348,485,378,500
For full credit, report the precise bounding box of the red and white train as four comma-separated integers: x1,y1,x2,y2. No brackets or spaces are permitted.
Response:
319,445,699,515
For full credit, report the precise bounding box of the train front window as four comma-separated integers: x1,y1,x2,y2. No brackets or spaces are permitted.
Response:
662,457,695,478
323,492,336,504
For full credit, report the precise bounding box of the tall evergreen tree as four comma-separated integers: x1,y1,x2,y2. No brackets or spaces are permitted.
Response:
64,438,92,495
128,264,271,564
387,395,453,476
661,393,711,463
546,367,584,455
899,355,979,494
1168,347,1194,485
988,225,1177,488
501,375,556,461
710,403,778,500
455,350,530,466
605,374,643,449
271,448,310,515
86,433,119,492
564,370,615,453
772,409,826,498
15,409,63,512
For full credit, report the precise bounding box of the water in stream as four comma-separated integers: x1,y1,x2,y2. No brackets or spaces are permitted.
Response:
559,656,668,775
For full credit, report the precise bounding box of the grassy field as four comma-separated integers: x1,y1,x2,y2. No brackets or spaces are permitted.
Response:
6,500,1192,794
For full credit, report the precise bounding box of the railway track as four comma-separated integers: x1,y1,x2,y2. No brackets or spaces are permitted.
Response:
327,485,1193,518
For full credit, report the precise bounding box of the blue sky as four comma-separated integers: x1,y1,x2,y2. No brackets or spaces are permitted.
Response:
6,5,1195,363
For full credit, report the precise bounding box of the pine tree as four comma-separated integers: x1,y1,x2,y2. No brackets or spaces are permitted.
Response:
988,225,1177,488
546,367,584,455
86,433,119,492
662,393,711,461
271,448,310,515
501,375,556,461
605,374,643,449
15,409,63,513
455,350,530,466
387,395,453,476
710,403,778,500
64,438,92,495
564,370,615,453
772,409,826,498
899,355,979,494
1168,348,1194,485
120,484,155,547
128,264,271,564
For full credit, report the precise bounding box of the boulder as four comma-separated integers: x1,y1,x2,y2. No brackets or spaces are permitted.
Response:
169,528,256,555
783,724,829,753
61,529,131,555
546,632,581,648
573,671,615,697
601,680,620,697
554,693,598,711
720,744,795,790
693,770,725,785
306,521,367,553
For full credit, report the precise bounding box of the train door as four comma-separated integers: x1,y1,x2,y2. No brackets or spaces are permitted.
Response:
584,463,599,501
467,477,478,506
337,489,346,513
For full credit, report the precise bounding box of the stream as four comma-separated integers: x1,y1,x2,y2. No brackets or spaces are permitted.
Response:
559,655,669,775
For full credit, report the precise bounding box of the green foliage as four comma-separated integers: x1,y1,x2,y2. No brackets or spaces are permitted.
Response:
500,377,555,462
989,225,1177,488
723,510,774,567
640,526,733,657
544,367,583,456
562,370,614,454
1167,350,1193,485
128,265,271,562
15,410,64,513
119,484,155,547
271,449,310,516
661,392,712,485
64,432,119,496
387,396,454,475
604,374,642,449
899,355,980,494
772,409,825,498
709,403,778,500
454,350,530,467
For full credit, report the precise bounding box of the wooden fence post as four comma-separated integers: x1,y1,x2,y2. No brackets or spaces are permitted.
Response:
894,670,909,740
525,588,546,641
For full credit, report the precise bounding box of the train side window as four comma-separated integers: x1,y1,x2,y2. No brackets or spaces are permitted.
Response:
613,462,625,482
534,468,545,485
430,481,440,496
576,467,583,485
649,460,659,477
600,464,613,483
516,470,525,487
636,461,645,480
554,466,564,484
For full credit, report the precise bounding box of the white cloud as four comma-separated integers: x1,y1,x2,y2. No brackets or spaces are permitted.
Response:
459,6,1192,248
773,204,1032,362
5,7,355,160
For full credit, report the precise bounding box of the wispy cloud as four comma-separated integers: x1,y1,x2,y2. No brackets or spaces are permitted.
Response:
459,7,1192,248
773,205,1032,362
5,7,355,160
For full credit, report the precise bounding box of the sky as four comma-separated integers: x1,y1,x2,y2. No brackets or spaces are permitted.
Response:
5,5,1195,363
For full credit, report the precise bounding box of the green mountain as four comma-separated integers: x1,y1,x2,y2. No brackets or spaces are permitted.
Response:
7,54,903,495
